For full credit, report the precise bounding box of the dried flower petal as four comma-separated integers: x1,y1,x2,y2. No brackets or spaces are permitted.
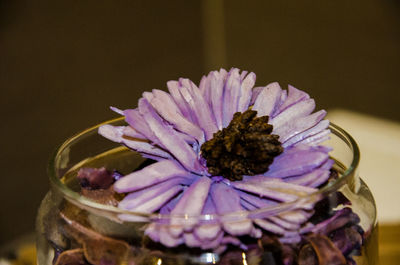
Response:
331,226,363,256
311,208,360,235
114,160,192,193
60,213,133,265
209,71,225,130
98,124,171,159
237,72,256,112
222,68,241,127
169,176,212,236
211,183,253,236
271,98,315,129
118,177,192,210
253,82,283,117
305,234,347,265
276,110,327,143
77,167,114,190
138,98,203,173
278,84,310,114
264,145,329,178
149,89,205,143
54,249,88,265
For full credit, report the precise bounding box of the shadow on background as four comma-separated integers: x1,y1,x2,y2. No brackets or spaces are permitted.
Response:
0,0,399,244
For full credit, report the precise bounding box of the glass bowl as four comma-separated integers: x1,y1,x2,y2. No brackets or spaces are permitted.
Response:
36,118,378,265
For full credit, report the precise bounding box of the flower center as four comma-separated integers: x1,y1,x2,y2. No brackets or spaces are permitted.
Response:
201,109,283,181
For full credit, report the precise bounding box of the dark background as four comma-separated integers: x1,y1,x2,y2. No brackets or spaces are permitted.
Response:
1,0,399,245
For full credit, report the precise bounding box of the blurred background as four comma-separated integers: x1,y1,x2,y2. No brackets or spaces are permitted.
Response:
0,0,399,254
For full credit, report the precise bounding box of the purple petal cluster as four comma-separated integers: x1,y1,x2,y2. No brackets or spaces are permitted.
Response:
99,68,332,250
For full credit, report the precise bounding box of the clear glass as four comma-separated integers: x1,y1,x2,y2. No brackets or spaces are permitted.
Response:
36,118,378,265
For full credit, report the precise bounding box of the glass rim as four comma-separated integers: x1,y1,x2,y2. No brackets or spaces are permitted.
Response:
48,117,360,221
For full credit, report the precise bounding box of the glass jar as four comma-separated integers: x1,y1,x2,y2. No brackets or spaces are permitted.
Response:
36,118,378,265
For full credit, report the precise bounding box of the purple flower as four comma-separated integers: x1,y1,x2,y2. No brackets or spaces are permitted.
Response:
99,68,332,250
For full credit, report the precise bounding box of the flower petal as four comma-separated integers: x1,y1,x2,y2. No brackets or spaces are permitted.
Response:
252,82,283,117
219,68,228,77
124,109,162,146
146,223,184,247
275,110,327,143
221,236,247,249
122,126,146,139
295,129,331,146
141,154,167,161
279,234,302,244
241,192,313,225
254,219,286,235
244,176,317,194
179,78,218,140
169,177,212,237
268,216,301,230
144,223,161,242
277,84,310,114
122,139,171,159
321,158,335,170
183,232,202,248
183,230,224,250
150,89,205,143
240,197,257,210
237,190,277,208
194,196,221,241
239,199,290,234
138,98,203,173
167,80,196,123
278,210,314,224
237,72,256,113
122,186,183,213
142,91,154,102
222,68,241,127
98,124,127,142
307,170,331,188
270,98,315,130
110,106,124,115
284,169,329,186
240,70,248,80
283,120,330,148
98,124,171,159
114,160,192,193
199,74,211,107
232,181,298,202
241,196,312,228
250,86,263,105
199,231,225,250
211,183,253,236
210,70,226,129
264,145,329,178
118,177,193,210
160,193,182,214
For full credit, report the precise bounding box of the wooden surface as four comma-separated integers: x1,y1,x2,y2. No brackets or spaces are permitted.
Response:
379,224,400,265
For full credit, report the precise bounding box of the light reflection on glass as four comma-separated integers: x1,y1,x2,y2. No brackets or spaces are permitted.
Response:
198,252,219,264
242,252,248,265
